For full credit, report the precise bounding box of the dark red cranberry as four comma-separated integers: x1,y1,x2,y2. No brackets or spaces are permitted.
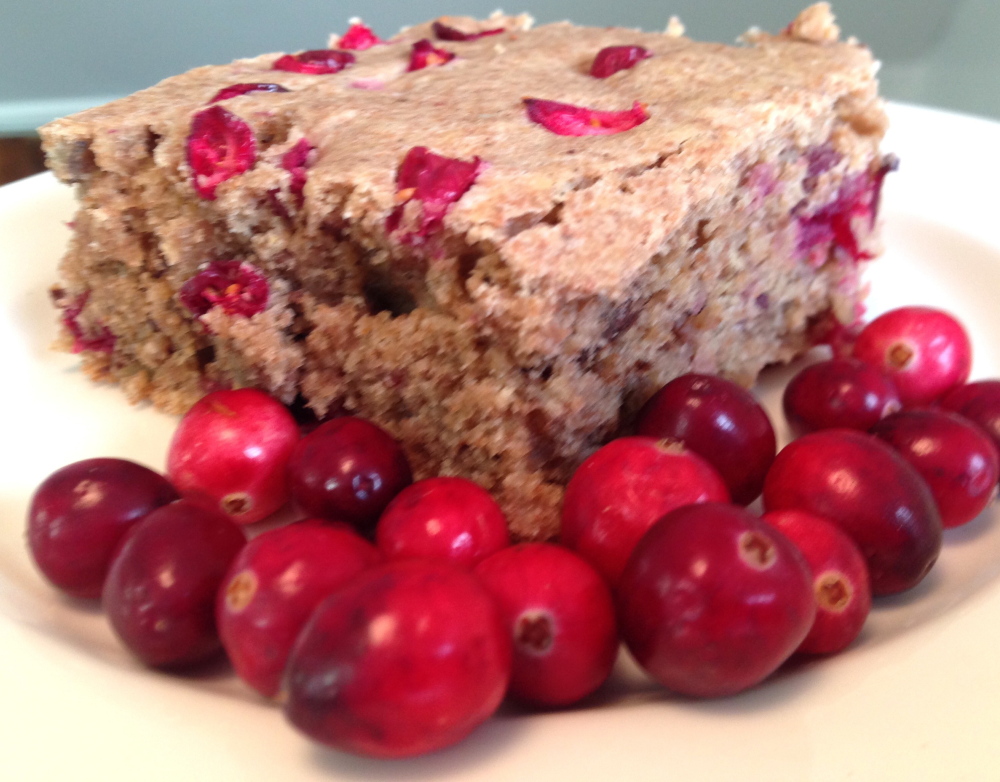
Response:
178,260,269,318
637,373,776,504
782,357,901,435
217,520,380,697
407,39,456,71
939,380,1000,462
186,106,256,200
761,509,871,655
376,477,509,568
871,410,999,528
166,389,300,525
852,306,972,407
561,436,729,584
431,20,505,41
102,500,246,668
474,543,618,707
272,50,355,75
589,45,652,78
287,417,413,534
283,559,511,758
209,83,289,103
762,429,943,595
617,503,815,698
27,459,178,599
523,98,649,136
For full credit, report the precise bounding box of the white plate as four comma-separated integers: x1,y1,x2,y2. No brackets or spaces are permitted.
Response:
3,103,1000,782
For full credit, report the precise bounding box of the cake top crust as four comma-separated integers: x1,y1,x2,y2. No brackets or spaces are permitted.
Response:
41,4,885,299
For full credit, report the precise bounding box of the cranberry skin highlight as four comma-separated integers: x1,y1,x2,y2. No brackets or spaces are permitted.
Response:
561,436,730,584
852,306,972,407
27,458,178,599
637,373,776,504
288,416,413,534
167,389,300,525
617,503,815,698
763,429,943,595
102,500,246,668
283,559,511,759
872,410,1000,528
217,520,381,698
939,380,1000,465
761,509,871,655
782,357,901,435
376,477,510,568
474,543,619,707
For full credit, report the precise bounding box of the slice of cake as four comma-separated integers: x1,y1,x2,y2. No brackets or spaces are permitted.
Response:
40,4,893,540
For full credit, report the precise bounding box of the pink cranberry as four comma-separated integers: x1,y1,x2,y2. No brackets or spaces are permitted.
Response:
761,509,871,655
186,106,256,200
872,410,999,528
939,380,1000,462
167,389,300,525
217,520,380,697
617,503,815,697
589,45,652,78
27,458,178,599
178,260,269,318
637,373,776,504
763,429,943,595
272,50,355,75
287,417,413,534
376,477,509,568
474,543,618,707
852,306,972,407
561,436,729,584
209,83,289,103
782,357,901,435
523,98,649,136
102,500,246,668
283,559,511,758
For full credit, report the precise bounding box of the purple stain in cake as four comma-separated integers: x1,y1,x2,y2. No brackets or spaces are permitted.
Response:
387,147,486,243
337,21,383,50
209,83,290,103
590,46,652,78
350,78,386,90
186,106,257,200
746,162,778,206
407,39,457,71
59,291,116,354
523,98,650,137
431,20,505,41
281,138,314,208
179,260,269,318
803,144,844,192
272,50,356,75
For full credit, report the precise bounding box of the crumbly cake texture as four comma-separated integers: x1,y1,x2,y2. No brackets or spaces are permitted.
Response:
41,4,891,540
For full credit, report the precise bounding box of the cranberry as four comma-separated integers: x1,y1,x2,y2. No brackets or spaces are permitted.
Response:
102,500,246,668
58,290,115,354
871,410,999,528
561,437,729,584
178,260,269,318
209,83,289,103
761,509,871,655
637,373,776,504
272,50,355,75
474,543,618,707
939,380,1000,462
782,357,901,435
762,429,942,595
167,389,299,525
217,520,380,697
280,138,314,207
186,106,256,200
523,98,649,136
852,306,972,407
26,458,178,599
431,21,505,41
407,39,456,71
283,559,511,758
617,503,815,698
337,21,382,50
287,417,412,534
589,45,652,78
376,477,509,568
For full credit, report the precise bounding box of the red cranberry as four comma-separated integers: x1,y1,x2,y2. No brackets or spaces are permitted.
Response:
178,260,269,318
186,106,256,200
272,50,355,75
939,380,1000,462
589,45,652,78
523,98,649,137
871,410,999,528
761,509,871,655
762,429,943,595
283,559,511,758
407,39,456,71
637,373,776,504
287,417,412,535
431,20,505,41
376,477,509,568
102,500,246,668
337,21,382,50
209,83,289,103
782,357,901,435
474,543,618,707
852,306,972,407
26,459,178,599
561,437,729,584
617,503,815,698
167,389,300,525
217,520,380,697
